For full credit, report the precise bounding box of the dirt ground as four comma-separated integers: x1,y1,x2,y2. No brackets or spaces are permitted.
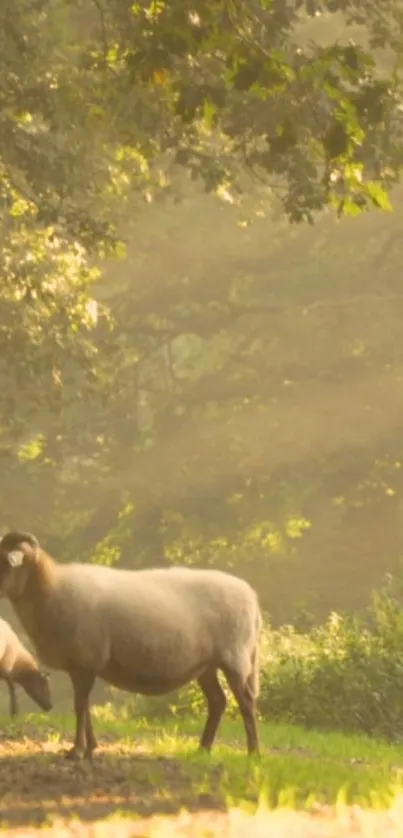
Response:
0,731,227,829
6,809,403,838
2,732,403,837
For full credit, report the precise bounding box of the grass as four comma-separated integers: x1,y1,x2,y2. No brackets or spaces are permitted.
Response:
2,709,403,834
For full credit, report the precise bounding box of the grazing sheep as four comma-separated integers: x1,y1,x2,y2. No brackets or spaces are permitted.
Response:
0,617,52,717
0,531,261,759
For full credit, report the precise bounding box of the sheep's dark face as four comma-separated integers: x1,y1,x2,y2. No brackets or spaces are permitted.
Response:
18,669,53,712
0,531,39,598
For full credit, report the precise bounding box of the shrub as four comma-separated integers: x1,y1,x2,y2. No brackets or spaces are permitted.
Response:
259,568,403,739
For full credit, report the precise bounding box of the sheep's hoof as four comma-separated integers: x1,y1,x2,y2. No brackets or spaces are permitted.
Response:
63,746,85,761
198,744,212,754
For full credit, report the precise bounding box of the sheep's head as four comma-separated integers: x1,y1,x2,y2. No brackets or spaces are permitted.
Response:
0,531,40,598
17,669,53,712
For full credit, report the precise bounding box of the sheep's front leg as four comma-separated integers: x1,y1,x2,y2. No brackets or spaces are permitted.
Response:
65,670,96,761
6,677,18,717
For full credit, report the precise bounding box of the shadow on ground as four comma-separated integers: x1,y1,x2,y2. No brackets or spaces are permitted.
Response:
0,735,227,828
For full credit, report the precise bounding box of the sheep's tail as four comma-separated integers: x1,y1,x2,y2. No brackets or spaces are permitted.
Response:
247,604,262,699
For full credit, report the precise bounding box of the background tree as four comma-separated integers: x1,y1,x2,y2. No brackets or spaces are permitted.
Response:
2,1,403,713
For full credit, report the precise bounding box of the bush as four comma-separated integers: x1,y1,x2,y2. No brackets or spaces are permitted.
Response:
259,568,403,739
114,567,403,739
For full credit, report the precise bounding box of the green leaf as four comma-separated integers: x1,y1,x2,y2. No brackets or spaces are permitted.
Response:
366,182,393,211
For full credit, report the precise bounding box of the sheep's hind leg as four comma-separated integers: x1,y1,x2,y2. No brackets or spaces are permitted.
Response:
85,707,98,759
222,667,260,756
64,671,96,761
197,669,226,752
6,678,18,717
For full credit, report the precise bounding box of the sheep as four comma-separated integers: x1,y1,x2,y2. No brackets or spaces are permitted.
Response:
0,617,52,717
0,530,261,760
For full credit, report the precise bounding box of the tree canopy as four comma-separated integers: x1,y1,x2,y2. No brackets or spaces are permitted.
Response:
3,0,403,232
1,0,403,624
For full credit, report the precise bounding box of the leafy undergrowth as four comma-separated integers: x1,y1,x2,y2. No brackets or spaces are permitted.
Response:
2,710,403,835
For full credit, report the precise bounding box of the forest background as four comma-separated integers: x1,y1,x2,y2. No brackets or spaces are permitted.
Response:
2,0,403,711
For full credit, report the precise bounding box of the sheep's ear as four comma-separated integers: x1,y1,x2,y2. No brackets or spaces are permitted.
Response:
7,549,24,568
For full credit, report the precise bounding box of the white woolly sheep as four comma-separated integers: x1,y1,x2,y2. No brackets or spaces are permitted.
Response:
0,531,261,759
0,616,52,716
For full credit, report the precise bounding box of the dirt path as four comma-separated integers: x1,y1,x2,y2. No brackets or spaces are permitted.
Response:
2,733,403,837
5,805,403,837
0,733,227,828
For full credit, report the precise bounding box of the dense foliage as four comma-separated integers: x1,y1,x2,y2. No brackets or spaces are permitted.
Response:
258,572,403,739
2,0,403,630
